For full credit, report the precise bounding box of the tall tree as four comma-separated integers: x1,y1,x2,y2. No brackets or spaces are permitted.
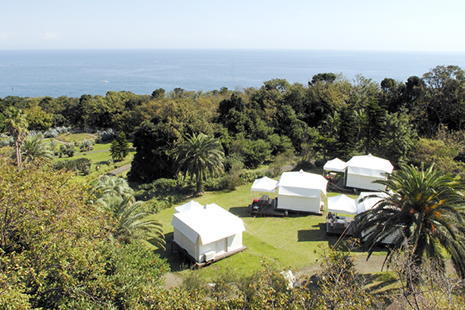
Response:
336,105,358,160
356,163,465,284
128,118,180,183
175,133,224,195
110,131,130,161
4,107,28,169
363,98,386,154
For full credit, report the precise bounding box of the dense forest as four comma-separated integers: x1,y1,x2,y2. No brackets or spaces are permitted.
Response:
2,65,465,309
2,65,465,181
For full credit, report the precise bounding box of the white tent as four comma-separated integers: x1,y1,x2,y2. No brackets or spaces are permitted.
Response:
323,158,347,173
171,203,246,263
346,154,394,191
276,170,328,214
174,200,204,213
327,194,357,215
251,176,278,195
356,192,389,214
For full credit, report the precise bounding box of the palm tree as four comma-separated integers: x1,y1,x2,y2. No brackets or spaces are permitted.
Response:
355,163,465,282
21,135,54,165
174,133,225,195
4,107,28,169
97,195,166,250
93,175,134,200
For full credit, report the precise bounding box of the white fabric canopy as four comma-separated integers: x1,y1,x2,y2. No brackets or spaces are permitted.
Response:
277,170,328,197
327,194,357,215
251,176,278,193
171,203,245,245
323,158,347,173
346,154,393,177
174,200,204,213
356,192,389,214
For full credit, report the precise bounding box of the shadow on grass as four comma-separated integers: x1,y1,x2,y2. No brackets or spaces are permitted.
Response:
228,206,250,218
298,229,323,242
153,232,192,272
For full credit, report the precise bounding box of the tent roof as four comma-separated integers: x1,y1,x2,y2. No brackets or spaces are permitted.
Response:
277,170,328,196
347,154,393,177
323,158,347,172
171,203,245,245
174,200,204,213
327,194,357,214
356,192,389,213
251,176,278,193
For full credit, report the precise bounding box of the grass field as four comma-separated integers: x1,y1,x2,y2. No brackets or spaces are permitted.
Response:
152,181,382,281
49,134,386,281
51,134,134,179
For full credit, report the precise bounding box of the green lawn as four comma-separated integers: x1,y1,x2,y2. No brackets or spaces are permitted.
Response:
52,135,134,179
153,182,379,281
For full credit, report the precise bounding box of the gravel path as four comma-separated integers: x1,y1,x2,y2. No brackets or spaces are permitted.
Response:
107,164,131,175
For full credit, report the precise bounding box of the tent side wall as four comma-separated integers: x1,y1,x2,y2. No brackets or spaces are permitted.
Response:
277,195,322,213
346,174,386,191
173,228,197,260
227,233,243,252
174,228,229,263
197,233,244,263
198,239,227,263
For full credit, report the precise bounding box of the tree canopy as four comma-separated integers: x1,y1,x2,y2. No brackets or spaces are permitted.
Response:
175,133,225,195
355,163,465,282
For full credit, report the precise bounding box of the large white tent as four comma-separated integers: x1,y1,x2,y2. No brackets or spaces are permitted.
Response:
327,194,357,215
323,158,348,173
346,154,393,191
171,203,246,264
174,200,204,213
276,170,328,214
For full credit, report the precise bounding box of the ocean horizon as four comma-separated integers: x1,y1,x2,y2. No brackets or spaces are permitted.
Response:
1,49,465,98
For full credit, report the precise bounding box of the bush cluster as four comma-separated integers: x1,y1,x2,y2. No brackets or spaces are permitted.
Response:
54,157,92,175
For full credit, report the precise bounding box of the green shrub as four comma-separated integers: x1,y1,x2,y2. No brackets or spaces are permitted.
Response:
204,176,227,191
314,158,326,167
54,158,92,175
59,144,75,157
134,178,192,209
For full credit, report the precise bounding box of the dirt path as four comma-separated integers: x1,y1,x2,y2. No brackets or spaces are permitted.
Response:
163,272,183,289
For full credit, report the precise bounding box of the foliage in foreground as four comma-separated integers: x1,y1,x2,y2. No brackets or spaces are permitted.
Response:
144,242,382,309
93,175,166,250
143,241,464,310
0,158,169,309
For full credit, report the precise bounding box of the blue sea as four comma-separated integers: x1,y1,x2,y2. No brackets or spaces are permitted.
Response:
1,49,465,98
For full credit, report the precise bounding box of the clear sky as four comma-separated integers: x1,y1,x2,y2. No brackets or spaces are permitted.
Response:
1,0,464,51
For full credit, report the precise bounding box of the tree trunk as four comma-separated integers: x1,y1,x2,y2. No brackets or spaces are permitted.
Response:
196,174,203,195
15,139,22,170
